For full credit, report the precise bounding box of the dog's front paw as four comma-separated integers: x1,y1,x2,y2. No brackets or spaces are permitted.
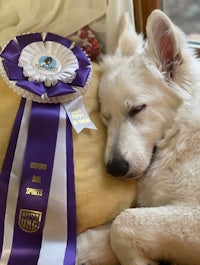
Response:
76,223,120,265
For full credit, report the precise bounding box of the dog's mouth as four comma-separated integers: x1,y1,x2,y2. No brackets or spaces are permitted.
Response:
106,145,157,179
123,145,157,179
151,145,157,164
144,145,157,173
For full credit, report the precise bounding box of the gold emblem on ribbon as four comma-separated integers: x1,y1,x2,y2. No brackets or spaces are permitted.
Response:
18,209,42,233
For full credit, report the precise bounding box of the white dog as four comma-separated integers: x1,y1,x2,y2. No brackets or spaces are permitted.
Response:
76,10,200,265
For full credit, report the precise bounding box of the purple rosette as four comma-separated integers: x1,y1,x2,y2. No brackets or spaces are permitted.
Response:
0,32,92,103
0,32,94,265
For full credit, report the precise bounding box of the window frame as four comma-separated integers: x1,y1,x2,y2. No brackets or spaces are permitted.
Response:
133,0,200,54
133,0,162,36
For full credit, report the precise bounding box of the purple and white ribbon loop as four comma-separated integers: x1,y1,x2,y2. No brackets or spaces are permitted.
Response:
0,32,94,265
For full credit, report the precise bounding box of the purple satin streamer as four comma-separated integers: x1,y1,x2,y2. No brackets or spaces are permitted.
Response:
0,40,21,64
71,67,91,87
7,102,60,265
16,80,46,96
45,33,72,48
16,33,43,49
0,98,26,258
63,118,77,265
71,46,91,67
16,80,77,98
2,60,24,80
47,81,76,97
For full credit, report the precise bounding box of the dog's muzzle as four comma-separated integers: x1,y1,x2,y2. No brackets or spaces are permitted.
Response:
106,146,157,178
106,156,129,177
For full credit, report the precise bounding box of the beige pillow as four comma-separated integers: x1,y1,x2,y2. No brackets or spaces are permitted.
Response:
0,62,137,233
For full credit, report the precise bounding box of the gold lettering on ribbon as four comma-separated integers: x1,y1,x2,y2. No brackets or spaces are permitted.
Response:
26,187,43,196
71,108,90,125
30,162,47,171
72,108,81,116
78,118,90,124
32,175,42,183
72,109,84,119
72,120,78,125
18,209,42,233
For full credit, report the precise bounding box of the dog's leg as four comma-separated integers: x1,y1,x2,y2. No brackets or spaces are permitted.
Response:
110,206,200,265
76,223,120,265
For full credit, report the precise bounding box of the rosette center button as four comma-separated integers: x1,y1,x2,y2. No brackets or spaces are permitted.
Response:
32,54,61,75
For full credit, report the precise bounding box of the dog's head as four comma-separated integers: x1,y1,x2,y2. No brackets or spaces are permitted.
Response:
98,10,195,178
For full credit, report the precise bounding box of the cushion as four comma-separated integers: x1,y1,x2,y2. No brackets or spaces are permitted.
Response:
0,62,137,233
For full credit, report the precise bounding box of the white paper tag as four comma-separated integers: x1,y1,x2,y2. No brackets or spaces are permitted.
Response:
63,96,97,133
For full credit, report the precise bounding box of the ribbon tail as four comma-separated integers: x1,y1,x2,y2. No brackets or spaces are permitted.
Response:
63,117,77,265
0,98,26,259
63,96,97,134
7,102,60,265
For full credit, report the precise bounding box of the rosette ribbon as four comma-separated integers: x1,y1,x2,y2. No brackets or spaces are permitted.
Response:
0,33,96,265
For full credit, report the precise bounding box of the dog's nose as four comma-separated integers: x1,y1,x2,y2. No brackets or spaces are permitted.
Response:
106,157,129,177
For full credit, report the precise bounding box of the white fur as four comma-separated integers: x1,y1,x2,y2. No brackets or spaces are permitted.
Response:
76,10,200,265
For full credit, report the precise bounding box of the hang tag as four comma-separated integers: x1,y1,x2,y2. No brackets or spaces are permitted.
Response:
63,96,97,133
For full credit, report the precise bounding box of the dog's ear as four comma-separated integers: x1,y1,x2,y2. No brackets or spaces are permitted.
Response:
146,9,184,77
117,12,144,56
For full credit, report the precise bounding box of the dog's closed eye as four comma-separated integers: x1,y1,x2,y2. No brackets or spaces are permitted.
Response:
128,104,146,117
